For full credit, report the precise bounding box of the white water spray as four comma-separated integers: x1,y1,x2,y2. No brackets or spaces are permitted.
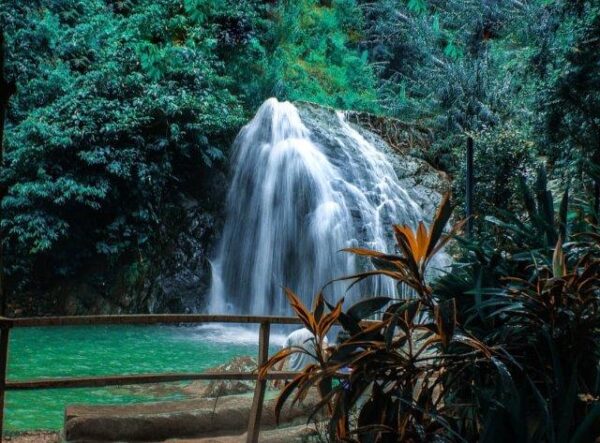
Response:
209,98,444,316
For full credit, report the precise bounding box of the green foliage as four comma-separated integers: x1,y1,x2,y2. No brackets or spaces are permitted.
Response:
358,0,600,241
0,0,248,289
407,0,427,15
437,175,600,443
539,5,600,177
244,0,379,111
454,123,537,230
358,0,535,174
0,0,379,294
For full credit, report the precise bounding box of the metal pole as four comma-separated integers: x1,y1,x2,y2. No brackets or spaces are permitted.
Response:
247,321,270,443
594,180,599,225
466,136,474,237
594,139,600,226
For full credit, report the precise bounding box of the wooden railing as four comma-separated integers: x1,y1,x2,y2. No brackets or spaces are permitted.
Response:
0,314,304,443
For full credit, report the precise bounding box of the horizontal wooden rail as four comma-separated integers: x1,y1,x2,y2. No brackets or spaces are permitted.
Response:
0,314,302,328
5,371,300,390
0,314,336,442
0,314,313,442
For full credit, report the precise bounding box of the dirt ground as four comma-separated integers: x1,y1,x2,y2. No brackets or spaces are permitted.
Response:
0,425,318,443
2,431,61,443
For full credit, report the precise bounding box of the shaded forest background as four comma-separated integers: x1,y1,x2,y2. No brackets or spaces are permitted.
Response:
0,0,598,314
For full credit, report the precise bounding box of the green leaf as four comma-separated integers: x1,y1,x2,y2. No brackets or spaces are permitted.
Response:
558,363,579,443
407,0,428,14
570,402,600,443
558,188,569,240
347,297,392,321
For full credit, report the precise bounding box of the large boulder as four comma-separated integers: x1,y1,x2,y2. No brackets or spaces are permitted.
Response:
182,356,257,398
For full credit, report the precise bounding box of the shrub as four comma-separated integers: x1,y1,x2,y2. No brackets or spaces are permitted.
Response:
262,188,600,442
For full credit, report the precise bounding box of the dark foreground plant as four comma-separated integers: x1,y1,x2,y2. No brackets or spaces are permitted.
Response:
261,185,600,442
435,172,600,442
261,195,503,442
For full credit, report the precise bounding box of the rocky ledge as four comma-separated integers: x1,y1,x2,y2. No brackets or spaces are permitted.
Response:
297,102,450,219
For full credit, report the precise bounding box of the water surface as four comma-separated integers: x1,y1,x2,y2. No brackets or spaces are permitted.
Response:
5,324,284,431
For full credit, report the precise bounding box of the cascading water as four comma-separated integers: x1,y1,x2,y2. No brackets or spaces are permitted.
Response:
209,98,446,316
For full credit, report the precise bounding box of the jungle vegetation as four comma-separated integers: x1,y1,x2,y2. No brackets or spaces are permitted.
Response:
0,0,379,308
0,0,599,313
1,0,600,441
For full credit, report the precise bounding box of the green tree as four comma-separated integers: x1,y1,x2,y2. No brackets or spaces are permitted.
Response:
268,0,378,111
224,0,379,112
540,5,600,177
0,0,380,306
0,0,246,293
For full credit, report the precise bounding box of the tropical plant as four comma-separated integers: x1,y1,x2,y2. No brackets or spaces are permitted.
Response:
474,234,600,443
340,193,465,304
263,184,600,442
258,289,344,432
436,172,600,442
260,195,502,442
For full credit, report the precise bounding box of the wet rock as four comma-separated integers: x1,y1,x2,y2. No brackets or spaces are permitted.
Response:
201,356,257,398
297,102,450,225
181,356,258,398
144,205,218,314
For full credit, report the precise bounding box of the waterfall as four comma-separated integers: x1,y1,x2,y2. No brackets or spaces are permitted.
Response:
209,98,445,316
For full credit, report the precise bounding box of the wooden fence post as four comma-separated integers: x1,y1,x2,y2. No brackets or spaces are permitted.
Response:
247,321,270,443
0,326,10,440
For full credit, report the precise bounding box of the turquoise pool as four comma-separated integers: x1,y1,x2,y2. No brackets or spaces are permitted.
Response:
4,324,286,431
